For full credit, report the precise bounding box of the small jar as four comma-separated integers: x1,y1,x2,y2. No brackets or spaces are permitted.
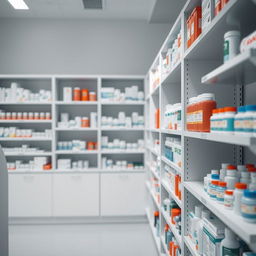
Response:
28,112,33,120
34,112,39,120
224,190,234,210
209,180,219,200
22,112,28,120
241,190,256,223
89,92,97,101
17,112,22,120
11,112,17,120
73,87,81,101
40,112,45,120
81,117,90,128
45,112,51,120
216,181,227,204
81,89,89,101
224,30,241,63
87,141,95,150
6,112,11,120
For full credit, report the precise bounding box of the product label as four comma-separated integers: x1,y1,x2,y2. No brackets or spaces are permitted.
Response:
222,246,240,256
216,191,225,202
187,110,203,124
223,118,234,132
241,204,256,218
234,118,243,131
243,117,254,132
224,197,233,209
224,40,229,62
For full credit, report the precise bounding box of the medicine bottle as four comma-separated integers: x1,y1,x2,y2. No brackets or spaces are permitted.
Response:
222,107,236,133
223,30,241,63
210,109,218,132
220,228,240,256
73,87,81,101
224,165,238,189
197,93,216,132
220,163,230,181
209,180,219,200
234,183,247,215
234,106,246,134
241,190,256,223
237,165,247,179
244,105,256,135
224,190,234,210
216,181,227,204
240,171,250,185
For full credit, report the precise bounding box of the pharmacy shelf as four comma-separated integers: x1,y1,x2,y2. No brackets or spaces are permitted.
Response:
184,131,256,149
161,156,182,174
184,0,239,59
4,152,52,156
151,85,160,98
201,49,256,84
101,127,144,131
184,236,199,256
100,168,145,173
0,137,52,141
53,168,99,173
0,102,52,105
147,146,160,157
8,170,53,174
161,129,181,136
165,141,182,150
184,181,256,245
161,179,181,208
101,101,145,105
161,61,181,85
55,127,98,131
150,166,160,180
161,208,182,246
160,236,169,256
101,149,145,154
146,208,161,255
0,120,52,123
55,150,98,155
146,181,160,209
55,101,98,105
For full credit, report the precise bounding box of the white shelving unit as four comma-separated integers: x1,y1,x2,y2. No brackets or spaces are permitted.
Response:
145,0,256,255
0,75,146,220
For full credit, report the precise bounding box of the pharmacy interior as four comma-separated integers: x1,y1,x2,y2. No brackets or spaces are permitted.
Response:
0,0,256,256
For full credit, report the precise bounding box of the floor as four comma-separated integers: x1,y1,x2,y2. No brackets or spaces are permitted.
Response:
9,222,158,256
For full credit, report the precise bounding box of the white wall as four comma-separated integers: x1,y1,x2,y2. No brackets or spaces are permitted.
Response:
0,18,170,75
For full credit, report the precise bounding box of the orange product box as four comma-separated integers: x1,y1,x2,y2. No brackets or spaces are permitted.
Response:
192,6,202,43
186,16,192,48
215,0,222,16
155,108,160,129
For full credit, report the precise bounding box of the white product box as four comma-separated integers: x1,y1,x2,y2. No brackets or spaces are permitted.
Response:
90,112,97,128
63,87,72,102
202,217,225,256
202,0,214,31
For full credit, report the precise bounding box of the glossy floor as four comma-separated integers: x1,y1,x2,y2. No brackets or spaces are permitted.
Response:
9,222,158,256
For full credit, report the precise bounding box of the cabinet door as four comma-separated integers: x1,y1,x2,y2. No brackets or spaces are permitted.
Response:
101,173,145,216
53,173,99,217
9,174,52,217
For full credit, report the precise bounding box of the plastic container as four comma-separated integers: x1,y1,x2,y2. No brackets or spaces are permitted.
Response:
240,171,251,185
216,181,227,204
209,180,219,200
224,190,234,210
234,106,246,134
197,93,216,132
222,107,236,133
215,0,222,16
210,109,218,132
220,163,230,181
234,183,247,215
81,89,89,101
187,97,197,131
191,205,202,244
224,31,241,63
171,208,181,225
237,165,247,179
244,105,256,135
89,92,97,101
81,117,90,128
241,190,256,223
225,165,238,189
73,87,81,101
220,228,240,256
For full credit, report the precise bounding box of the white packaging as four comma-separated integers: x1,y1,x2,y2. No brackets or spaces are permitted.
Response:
101,136,108,149
202,0,214,31
240,31,256,53
63,87,72,102
203,217,225,256
224,31,241,63
220,228,240,256
118,112,126,126
101,87,115,101
75,116,81,128
191,205,203,244
61,113,69,123
58,159,71,170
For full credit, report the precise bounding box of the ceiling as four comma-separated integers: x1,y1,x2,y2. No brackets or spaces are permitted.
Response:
0,0,185,23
